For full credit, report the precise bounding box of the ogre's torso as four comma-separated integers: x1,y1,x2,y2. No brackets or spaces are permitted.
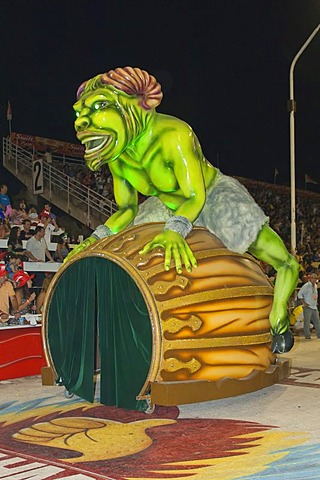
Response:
109,113,217,211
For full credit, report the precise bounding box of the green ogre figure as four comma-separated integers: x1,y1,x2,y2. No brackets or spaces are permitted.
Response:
70,66,299,353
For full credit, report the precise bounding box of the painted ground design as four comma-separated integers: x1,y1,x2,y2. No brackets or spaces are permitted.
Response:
0,384,320,480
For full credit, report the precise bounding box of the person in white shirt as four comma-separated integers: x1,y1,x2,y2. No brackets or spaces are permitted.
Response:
44,149,52,164
297,272,320,340
37,212,59,247
26,226,55,263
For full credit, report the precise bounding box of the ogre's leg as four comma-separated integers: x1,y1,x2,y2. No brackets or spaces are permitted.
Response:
248,224,299,353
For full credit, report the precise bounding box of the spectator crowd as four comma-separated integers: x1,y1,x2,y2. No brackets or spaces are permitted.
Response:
0,172,319,329
60,163,115,205
0,183,69,326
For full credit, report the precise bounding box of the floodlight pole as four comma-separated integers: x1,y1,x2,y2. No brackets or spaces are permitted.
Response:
289,24,320,255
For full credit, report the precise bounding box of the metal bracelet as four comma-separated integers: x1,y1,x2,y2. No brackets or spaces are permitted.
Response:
91,224,113,240
163,216,193,238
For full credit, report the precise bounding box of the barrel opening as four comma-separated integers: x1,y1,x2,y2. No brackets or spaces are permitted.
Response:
46,256,152,410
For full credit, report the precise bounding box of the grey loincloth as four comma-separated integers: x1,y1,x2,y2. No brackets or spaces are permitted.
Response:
133,171,268,254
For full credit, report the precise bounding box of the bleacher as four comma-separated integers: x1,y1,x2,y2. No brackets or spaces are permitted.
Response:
2,134,117,230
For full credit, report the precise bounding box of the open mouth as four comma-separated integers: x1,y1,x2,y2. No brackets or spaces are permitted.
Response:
81,135,112,155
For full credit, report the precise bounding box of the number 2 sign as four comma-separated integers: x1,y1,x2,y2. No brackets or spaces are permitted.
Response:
32,159,44,194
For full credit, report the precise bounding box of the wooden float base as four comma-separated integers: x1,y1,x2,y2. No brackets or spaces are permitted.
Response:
41,359,291,409
41,366,56,386
150,357,291,406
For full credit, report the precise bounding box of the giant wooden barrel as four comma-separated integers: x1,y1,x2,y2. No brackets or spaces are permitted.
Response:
42,223,290,410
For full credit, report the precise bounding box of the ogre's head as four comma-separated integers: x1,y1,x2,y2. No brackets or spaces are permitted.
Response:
74,67,163,170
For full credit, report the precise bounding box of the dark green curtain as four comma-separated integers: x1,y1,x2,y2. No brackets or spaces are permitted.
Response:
48,258,96,402
48,256,152,410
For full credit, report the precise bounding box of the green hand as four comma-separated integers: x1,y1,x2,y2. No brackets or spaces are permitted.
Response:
64,236,97,263
139,230,197,274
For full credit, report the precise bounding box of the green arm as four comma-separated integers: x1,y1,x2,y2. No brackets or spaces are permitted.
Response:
65,174,138,262
140,128,209,272
248,224,299,345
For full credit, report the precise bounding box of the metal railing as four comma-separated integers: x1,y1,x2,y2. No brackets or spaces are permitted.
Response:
2,137,117,227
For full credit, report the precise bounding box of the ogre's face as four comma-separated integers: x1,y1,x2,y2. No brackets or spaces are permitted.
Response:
73,88,129,171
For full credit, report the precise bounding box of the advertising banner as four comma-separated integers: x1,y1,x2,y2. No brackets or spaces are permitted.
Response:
10,132,84,158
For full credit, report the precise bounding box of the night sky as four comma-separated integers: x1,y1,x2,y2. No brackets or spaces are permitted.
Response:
1,0,319,188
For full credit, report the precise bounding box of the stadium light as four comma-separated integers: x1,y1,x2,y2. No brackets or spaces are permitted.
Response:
288,24,320,255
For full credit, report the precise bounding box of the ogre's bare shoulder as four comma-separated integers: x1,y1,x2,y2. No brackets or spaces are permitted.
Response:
151,113,213,175
152,113,195,139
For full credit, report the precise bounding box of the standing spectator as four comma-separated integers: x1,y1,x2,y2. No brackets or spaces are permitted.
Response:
297,272,320,340
82,172,92,188
44,148,53,164
42,203,57,222
38,211,59,247
95,173,105,195
75,168,84,184
62,164,70,176
68,165,76,183
20,219,33,241
0,184,11,216
101,182,113,200
0,265,20,325
25,226,55,263
0,184,11,210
